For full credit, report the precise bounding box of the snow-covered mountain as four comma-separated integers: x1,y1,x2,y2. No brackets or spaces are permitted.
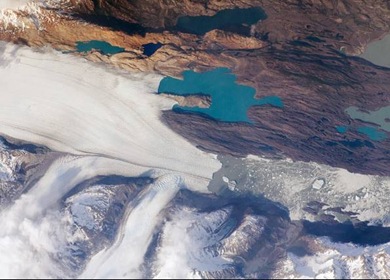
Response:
3,137,390,279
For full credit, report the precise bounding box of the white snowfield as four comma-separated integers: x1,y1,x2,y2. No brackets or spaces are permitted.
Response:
0,42,221,191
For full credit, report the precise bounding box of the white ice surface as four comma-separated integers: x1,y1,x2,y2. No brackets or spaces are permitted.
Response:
0,42,222,278
0,42,221,191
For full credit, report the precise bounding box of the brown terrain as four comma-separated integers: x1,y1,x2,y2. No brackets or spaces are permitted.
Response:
0,0,389,175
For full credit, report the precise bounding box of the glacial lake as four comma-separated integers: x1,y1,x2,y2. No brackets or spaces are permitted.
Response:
359,33,390,68
158,67,283,123
142,42,162,56
76,40,125,55
346,106,389,141
335,126,348,134
346,106,390,132
335,106,389,141
175,7,267,35
335,124,386,142
357,126,387,141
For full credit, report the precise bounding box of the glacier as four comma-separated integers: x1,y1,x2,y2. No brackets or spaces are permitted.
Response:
0,41,222,278
0,42,221,191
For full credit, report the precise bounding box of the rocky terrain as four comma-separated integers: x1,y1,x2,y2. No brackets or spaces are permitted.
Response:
0,135,57,206
61,175,152,275
0,0,389,176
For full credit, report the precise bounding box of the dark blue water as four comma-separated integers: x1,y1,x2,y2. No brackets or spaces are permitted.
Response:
339,139,375,148
158,67,283,123
76,40,125,55
142,42,162,56
0,136,49,154
303,220,390,246
73,14,147,36
175,7,267,35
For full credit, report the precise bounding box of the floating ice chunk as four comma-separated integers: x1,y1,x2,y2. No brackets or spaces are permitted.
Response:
312,178,325,190
222,176,237,191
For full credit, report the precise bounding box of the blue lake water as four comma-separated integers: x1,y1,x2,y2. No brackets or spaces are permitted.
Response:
76,40,125,55
158,67,283,123
335,124,387,142
342,106,389,141
142,42,162,56
336,126,348,133
359,33,390,68
346,106,390,132
357,126,387,141
176,7,267,35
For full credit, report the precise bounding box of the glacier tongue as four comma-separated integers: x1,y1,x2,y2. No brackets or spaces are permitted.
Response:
0,42,221,192
0,41,221,278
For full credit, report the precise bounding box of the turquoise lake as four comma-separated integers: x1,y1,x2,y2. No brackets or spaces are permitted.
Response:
346,106,390,132
76,40,125,55
357,126,387,141
176,7,267,35
158,67,283,123
336,126,348,133
335,124,387,142
343,105,389,141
